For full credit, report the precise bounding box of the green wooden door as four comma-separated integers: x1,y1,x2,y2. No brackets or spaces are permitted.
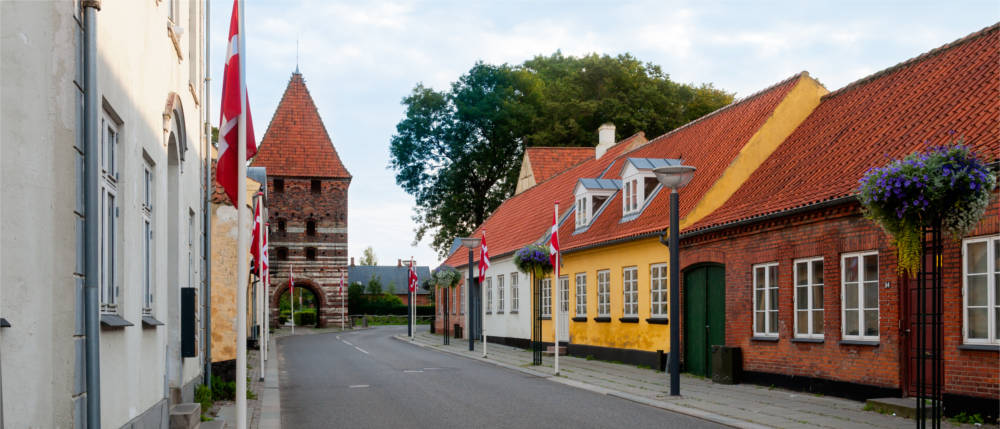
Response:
684,265,725,378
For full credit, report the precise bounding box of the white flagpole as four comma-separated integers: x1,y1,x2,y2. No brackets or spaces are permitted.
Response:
341,270,346,331
235,0,249,426
553,203,559,375
482,261,488,358
291,266,295,335
257,197,265,382
263,225,269,362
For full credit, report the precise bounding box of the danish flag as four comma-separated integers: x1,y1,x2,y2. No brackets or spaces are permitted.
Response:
408,260,419,293
478,231,490,283
549,204,560,267
215,0,256,205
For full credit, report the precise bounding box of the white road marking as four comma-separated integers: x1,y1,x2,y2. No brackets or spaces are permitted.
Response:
349,384,369,389
343,340,353,346
354,346,369,355
336,335,341,339
403,370,424,373
423,367,442,370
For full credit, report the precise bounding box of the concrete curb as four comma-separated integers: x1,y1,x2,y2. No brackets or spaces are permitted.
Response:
393,335,761,429
259,335,281,429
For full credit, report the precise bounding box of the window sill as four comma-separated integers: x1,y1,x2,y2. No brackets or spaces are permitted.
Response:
100,314,133,329
619,317,639,323
540,316,551,320
839,339,879,346
958,343,999,352
141,315,164,329
496,311,504,315
593,317,611,323
509,311,518,314
645,317,669,325
791,337,824,343
572,316,588,322
0,318,10,328
751,336,779,342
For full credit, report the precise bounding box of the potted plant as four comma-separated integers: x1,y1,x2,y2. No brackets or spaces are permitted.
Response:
514,244,554,278
858,143,996,274
431,266,461,289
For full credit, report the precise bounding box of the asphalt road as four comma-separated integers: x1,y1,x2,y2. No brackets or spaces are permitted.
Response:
278,325,724,429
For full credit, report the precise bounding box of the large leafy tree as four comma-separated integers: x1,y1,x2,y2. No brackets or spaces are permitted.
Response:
391,54,733,257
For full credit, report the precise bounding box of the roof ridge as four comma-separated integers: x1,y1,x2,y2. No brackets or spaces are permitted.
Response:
638,72,807,150
823,23,999,99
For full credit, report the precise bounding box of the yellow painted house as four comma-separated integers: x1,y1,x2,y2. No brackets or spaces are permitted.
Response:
528,73,829,364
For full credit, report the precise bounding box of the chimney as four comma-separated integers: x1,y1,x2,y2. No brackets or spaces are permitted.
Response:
596,123,615,159
350,257,355,266
397,259,402,267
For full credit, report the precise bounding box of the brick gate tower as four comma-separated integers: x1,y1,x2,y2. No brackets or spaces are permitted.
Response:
252,71,351,327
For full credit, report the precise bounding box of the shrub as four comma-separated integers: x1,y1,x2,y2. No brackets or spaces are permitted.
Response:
211,375,235,401
294,311,316,326
194,384,213,415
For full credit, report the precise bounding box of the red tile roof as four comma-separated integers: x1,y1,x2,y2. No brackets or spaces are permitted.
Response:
251,72,351,179
442,134,647,268
556,73,805,251
689,24,1000,233
526,147,594,184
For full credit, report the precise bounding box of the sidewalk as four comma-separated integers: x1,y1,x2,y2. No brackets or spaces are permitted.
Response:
398,331,982,429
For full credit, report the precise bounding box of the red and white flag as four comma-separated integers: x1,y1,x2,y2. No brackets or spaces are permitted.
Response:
288,266,294,296
408,260,419,293
250,197,263,268
478,231,490,283
340,270,346,295
550,204,560,267
216,0,256,206
262,223,269,282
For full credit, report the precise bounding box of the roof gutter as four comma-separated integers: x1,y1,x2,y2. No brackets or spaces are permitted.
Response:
676,195,858,242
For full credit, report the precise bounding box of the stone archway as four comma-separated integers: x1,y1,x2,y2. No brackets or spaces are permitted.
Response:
271,278,328,328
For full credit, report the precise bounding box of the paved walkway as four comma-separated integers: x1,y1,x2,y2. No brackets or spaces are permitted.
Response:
400,331,984,429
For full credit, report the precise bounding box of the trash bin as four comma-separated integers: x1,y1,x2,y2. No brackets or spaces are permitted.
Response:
711,345,742,384
454,324,463,339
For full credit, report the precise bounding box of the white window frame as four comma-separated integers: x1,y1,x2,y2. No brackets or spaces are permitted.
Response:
542,278,552,317
99,114,120,314
460,284,465,315
575,273,587,317
497,274,505,314
753,263,779,337
841,251,879,341
623,266,638,317
510,272,519,312
650,263,668,318
793,257,824,339
576,196,587,227
597,270,610,317
485,277,492,314
962,236,1000,345
559,275,569,313
142,159,154,313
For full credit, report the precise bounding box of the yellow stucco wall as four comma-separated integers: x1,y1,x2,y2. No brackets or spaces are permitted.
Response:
553,74,828,353
210,178,261,363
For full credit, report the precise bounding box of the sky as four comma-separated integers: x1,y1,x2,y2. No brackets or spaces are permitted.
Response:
207,0,999,269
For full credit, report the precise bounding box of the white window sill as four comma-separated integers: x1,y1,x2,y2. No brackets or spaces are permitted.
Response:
958,343,999,351
839,339,879,346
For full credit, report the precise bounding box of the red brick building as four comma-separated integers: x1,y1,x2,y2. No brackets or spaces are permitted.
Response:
681,25,998,415
252,71,352,327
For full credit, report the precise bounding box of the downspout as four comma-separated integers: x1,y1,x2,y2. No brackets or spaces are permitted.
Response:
202,0,212,388
82,1,102,427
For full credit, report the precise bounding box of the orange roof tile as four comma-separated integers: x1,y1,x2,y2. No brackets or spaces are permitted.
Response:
689,24,1000,233
251,72,351,179
526,147,594,184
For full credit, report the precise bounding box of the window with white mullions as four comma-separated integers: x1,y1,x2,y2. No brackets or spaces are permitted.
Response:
497,274,504,313
622,267,638,317
597,270,610,317
541,278,551,317
510,272,519,312
841,252,879,341
650,264,668,317
753,263,779,337
963,236,1000,344
142,159,154,314
485,277,492,314
794,258,824,339
100,114,120,314
559,276,569,313
575,273,587,316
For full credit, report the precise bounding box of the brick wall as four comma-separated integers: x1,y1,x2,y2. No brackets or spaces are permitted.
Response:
267,176,350,327
680,199,998,399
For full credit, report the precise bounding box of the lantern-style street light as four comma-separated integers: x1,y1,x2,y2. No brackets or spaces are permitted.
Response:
460,237,482,351
653,164,696,397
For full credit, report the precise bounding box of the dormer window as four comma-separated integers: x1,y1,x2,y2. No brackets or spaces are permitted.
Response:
620,158,681,218
574,178,621,230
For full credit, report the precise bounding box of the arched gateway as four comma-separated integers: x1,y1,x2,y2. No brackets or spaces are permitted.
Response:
251,71,352,328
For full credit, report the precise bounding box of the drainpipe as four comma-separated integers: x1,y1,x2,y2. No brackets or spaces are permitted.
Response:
82,0,102,427
202,0,213,388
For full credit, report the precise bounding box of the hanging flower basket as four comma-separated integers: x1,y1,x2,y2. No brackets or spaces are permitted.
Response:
858,143,996,274
514,244,554,278
431,266,461,288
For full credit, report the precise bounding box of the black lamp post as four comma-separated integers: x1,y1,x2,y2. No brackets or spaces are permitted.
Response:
654,164,696,397
460,237,481,351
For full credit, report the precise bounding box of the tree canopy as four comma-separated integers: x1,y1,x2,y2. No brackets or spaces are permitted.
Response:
390,52,734,257
360,246,378,266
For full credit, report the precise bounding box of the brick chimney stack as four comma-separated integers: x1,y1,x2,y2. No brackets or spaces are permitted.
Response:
350,257,355,266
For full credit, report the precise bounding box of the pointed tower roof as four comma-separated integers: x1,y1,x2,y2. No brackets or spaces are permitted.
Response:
251,72,351,179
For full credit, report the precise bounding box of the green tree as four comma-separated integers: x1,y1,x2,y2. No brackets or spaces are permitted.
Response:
365,274,383,295
390,53,733,257
360,246,378,266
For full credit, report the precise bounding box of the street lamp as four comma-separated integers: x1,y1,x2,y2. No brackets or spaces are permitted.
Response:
460,237,482,351
653,164,696,397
